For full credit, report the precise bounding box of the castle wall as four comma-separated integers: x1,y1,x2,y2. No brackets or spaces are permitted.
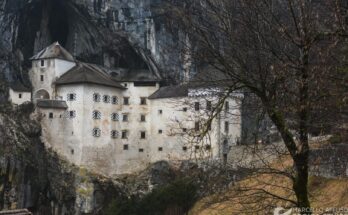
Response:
8,89,31,105
29,59,76,100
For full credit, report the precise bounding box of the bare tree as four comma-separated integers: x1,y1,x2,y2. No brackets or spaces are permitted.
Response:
165,0,348,212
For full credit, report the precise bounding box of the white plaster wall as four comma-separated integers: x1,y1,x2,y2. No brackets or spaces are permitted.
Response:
8,89,31,105
37,81,242,176
29,59,76,101
37,107,81,164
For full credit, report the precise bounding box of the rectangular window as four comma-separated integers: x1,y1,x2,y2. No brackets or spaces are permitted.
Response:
40,75,44,82
158,110,163,114
123,97,130,105
224,121,229,133
183,107,188,112
194,102,200,111
182,146,187,151
40,60,45,67
139,148,144,152
123,144,129,150
122,114,128,122
158,129,163,134
18,94,22,99
140,97,147,105
122,130,128,139
182,128,187,133
225,102,229,112
140,114,146,122
207,101,212,111
49,112,53,119
140,131,146,139
195,122,200,131
158,147,163,152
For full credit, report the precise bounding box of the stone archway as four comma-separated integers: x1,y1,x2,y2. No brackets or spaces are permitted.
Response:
34,89,50,100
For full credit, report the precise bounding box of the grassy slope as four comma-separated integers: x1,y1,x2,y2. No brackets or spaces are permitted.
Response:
190,154,348,215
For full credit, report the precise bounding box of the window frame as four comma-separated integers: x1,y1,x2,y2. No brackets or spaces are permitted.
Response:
93,93,101,102
123,97,130,105
140,97,147,105
111,113,119,121
103,95,110,103
111,130,119,139
92,110,101,119
121,130,128,139
92,128,101,137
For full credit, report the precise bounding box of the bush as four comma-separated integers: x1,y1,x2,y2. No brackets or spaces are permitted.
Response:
105,179,198,215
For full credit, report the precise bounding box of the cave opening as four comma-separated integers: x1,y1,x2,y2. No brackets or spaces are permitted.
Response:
48,0,69,47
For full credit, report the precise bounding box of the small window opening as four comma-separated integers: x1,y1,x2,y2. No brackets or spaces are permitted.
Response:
140,131,146,139
123,144,129,150
93,93,100,102
158,129,163,134
111,130,119,139
140,97,147,105
194,102,200,111
183,107,188,112
224,121,229,133
40,60,45,67
122,130,128,139
112,96,118,104
122,114,129,122
183,146,187,151
207,101,212,111
158,110,163,114
18,94,22,99
92,128,101,137
40,75,44,82
123,97,130,105
140,114,146,122
195,122,200,131
139,148,144,152
158,147,163,151
49,112,53,119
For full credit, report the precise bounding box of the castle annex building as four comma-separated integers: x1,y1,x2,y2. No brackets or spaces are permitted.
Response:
9,42,242,176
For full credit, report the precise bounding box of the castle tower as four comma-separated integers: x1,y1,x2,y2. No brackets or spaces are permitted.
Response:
29,42,76,101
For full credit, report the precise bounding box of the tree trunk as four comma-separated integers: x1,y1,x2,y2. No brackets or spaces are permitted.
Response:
293,153,311,212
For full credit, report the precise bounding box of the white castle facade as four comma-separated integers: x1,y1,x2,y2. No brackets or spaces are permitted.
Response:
9,42,242,176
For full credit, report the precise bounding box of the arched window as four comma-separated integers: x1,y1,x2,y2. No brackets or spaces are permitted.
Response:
93,93,101,102
92,128,101,137
92,110,101,119
111,130,119,139
34,89,50,100
112,96,118,104
111,113,119,121
103,95,110,103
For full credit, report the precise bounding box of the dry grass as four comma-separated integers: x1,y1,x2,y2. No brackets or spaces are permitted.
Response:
190,155,348,215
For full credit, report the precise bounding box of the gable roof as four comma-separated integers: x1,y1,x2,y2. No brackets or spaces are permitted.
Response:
30,42,74,62
55,63,126,89
10,81,31,92
36,100,68,109
148,85,188,99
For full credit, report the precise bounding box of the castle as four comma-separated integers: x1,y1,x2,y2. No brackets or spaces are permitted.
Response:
8,42,242,176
